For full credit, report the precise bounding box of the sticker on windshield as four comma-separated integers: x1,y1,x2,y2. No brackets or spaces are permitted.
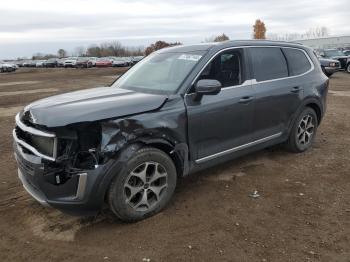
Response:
177,54,202,61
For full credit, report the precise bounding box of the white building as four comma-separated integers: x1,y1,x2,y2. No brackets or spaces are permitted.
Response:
294,35,350,50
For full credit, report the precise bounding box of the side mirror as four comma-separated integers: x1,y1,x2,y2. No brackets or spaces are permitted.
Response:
195,79,222,96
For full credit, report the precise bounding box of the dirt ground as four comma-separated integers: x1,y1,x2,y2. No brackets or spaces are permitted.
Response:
0,68,349,262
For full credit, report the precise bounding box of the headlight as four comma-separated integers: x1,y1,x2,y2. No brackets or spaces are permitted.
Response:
329,62,336,67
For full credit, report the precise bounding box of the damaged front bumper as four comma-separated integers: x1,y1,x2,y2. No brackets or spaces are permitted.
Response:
13,142,117,216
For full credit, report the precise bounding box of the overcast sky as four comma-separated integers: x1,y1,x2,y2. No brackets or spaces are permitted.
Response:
0,0,349,59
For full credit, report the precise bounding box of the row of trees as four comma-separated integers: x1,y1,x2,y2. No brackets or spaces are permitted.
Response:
28,21,330,60
31,41,144,60
268,26,329,41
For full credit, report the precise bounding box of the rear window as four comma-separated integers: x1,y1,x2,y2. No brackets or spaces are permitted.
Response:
250,47,288,82
283,48,312,76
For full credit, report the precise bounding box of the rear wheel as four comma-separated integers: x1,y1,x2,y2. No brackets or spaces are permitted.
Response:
108,147,177,222
286,107,318,153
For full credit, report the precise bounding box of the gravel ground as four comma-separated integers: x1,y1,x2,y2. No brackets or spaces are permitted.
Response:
0,68,349,262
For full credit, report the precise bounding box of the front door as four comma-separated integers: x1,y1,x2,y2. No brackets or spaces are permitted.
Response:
185,48,255,162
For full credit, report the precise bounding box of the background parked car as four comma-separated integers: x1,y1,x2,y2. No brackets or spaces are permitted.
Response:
57,58,66,67
88,57,97,67
319,49,350,73
96,58,112,67
131,56,144,65
64,57,78,68
0,61,17,72
112,57,129,67
43,58,58,68
343,50,350,56
76,57,93,68
318,57,340,77
22,60,37,67
35,60,46,67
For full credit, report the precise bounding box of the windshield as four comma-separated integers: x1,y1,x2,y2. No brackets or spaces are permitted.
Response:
112,51,204,94
324,50,345,57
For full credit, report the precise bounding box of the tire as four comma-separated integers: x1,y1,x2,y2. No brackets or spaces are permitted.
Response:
286,107,318,153
108,147,177,222
346,63,350,73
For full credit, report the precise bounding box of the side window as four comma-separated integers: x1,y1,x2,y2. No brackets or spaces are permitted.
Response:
197,49,244,88
283,48,312,76
250,47,288,82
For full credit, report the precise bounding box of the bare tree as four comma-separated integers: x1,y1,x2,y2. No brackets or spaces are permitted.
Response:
74,46,86,57
267,26,330,41
204,33,230,42
305,27,329,39
214,33,230,42
57,49,67,58
253,19,267,39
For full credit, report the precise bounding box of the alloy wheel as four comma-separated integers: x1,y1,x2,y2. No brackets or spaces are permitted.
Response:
123,161,168,212
296,114,315,147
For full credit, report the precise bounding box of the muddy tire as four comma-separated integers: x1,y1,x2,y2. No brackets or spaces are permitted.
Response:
286,107,318,153
108,147,177,222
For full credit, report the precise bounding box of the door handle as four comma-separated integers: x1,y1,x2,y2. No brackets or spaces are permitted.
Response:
239,96,254,104
290,86,301,93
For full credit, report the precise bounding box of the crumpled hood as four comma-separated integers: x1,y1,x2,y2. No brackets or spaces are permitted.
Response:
24,86,168,127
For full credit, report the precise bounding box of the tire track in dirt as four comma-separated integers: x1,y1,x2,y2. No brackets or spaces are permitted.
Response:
0,88,58,97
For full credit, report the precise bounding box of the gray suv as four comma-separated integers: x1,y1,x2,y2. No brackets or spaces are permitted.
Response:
13,40,328,222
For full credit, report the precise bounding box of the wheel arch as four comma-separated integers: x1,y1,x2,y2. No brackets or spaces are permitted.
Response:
288,97,323,136
304,102,322,125
134,137,190,178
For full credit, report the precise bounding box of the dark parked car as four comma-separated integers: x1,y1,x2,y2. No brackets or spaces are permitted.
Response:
43,58,58,68
76,57,93,68
13,40,328,222
318,57,340,77
319,49,350,73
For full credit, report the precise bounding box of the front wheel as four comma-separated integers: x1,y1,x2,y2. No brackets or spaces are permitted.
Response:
286,107,318,153
346,63,350,73
108,147,177,222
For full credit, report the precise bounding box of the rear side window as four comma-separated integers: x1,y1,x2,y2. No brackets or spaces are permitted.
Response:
283,48,312,76
250,47,288,82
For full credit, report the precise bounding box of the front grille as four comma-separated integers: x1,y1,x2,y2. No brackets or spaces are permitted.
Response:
15,126,55,157
15,147,35,176
13,113,57,161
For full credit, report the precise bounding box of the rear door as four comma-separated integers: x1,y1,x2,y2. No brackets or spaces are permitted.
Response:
248,47,309,140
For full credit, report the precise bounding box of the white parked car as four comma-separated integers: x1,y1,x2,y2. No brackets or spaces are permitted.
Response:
35,60,46,67
0,61,17,72
112,57,129,67
64,57,78,68
88,57,98,67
